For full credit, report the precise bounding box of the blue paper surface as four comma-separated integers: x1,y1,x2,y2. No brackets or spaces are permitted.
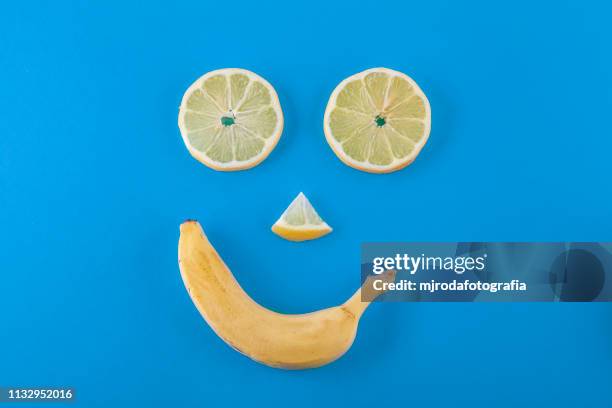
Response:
1,1,611,406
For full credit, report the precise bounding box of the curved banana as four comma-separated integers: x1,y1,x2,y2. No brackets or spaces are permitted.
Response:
178,220,394,369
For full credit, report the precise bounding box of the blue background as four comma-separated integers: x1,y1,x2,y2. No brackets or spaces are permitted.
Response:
1,0,611,406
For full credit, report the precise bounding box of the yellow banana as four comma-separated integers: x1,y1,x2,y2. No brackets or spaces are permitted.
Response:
178,220,394,369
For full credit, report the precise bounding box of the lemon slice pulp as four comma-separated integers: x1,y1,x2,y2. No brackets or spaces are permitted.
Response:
324,67,431,173
178,68,284,171
272,193,332,242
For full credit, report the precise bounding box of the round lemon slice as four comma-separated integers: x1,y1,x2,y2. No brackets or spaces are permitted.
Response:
324,67,431,173
272,192,332,242
178,68,284,171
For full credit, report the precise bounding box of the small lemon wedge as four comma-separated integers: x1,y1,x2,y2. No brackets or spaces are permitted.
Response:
272,193,332,242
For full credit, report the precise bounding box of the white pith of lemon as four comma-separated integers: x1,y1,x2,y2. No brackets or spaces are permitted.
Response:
271,192,332,242
178,68,284,171
324,67,431,174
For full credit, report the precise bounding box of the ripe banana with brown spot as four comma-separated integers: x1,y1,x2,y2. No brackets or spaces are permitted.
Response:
178,220,394,369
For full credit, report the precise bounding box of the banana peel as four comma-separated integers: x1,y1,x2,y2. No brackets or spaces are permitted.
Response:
178,220,394,369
